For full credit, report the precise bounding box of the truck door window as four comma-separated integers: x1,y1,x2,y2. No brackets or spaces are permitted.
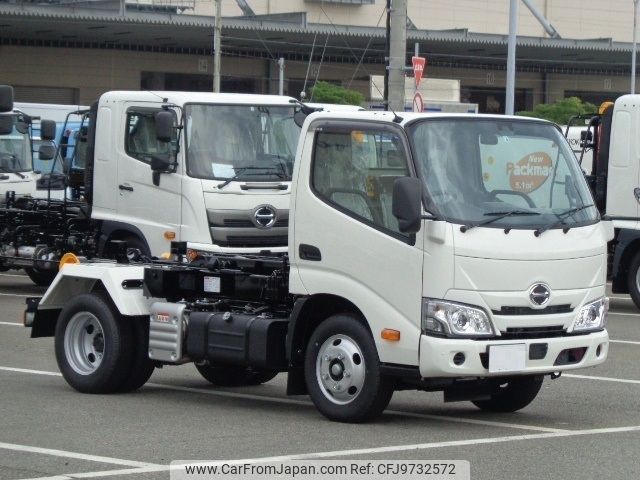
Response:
312,128,410,235
125,111,175,164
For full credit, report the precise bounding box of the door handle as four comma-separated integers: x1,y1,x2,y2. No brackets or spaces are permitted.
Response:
299,244,322,261
119,184,134,192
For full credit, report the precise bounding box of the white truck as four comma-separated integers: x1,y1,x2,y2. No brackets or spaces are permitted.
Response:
568,96,640,309
0,89,304,284
25,110,611,423
0,86,58,200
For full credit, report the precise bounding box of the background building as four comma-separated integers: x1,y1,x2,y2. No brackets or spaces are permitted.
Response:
0,0,638,112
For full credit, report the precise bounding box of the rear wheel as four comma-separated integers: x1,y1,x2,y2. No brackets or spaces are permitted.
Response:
472,375,544,412
25,267,57,286
304,314,394,423
54,293,133,393
627,251,640,309
195,364,278,386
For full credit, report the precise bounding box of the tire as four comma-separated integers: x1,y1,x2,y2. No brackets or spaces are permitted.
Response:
25,267,58,286
54,293,133,393
195,364,278,386
472,375,544,413
104,235,150,261
627,251,640,309
304,314,394,423
117,317,155,392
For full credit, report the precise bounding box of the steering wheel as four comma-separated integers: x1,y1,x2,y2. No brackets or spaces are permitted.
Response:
489,189,536,208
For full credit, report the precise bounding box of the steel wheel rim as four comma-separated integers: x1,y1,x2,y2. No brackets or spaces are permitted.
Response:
64,312,105,375
636,266,640,296
315,334,366,405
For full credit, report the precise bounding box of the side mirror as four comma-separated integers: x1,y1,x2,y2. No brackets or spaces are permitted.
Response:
392,177,423,234
0,85,14,113
155,111,174,143
150,155,171,172
38,142,56,161
40,119,57,141
0,115,12,135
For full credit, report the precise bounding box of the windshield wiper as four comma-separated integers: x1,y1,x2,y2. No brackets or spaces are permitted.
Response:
533,204,595,237
460,210,541,233
0,165,25,179
217,165,285,189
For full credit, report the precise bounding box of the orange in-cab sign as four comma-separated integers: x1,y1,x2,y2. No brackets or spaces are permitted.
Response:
506,152,552,193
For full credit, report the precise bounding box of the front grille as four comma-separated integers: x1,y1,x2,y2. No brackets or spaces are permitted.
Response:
492,304,573,316
222,218,288,228
223,219,253,228
224,235,288,248
499,325,566,340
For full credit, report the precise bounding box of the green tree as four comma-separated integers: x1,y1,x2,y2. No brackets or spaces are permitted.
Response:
310,81,364,106
517,97,598,125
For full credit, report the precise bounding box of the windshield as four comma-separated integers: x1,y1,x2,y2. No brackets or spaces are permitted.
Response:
408,118,598,230
185,104,300,181
0,116,32,173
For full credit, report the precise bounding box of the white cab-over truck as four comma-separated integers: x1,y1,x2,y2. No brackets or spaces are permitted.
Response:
0,86,58,200
0,89,303,284
26,110,612,422
568,96,640,309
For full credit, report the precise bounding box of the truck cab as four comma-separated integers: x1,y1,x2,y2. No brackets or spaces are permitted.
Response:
88,91,301,256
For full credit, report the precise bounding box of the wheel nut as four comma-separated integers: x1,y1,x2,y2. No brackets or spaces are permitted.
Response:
344,371,351,378
322,374,329,380
323,355,331,361
337,354,344,360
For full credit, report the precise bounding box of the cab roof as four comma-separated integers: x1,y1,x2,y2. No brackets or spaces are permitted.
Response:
99,90,298,107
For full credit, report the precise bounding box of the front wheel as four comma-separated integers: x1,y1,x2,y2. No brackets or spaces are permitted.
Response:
627,251,640,309
195,364,278,386
304,314,394,423
472,375,544,412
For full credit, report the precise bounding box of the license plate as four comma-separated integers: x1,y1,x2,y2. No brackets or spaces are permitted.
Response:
488,343,526,373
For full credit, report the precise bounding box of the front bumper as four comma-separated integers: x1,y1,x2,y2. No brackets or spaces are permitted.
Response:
419,329,609,378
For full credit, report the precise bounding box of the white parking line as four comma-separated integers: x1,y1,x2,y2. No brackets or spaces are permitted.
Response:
608,311,639,317
0,292,32,297
610,339,640,345
0,273,27,278
0,321,22,326
20,425,640,480
0,442,156,468
0,366,568,434
564,373,640,385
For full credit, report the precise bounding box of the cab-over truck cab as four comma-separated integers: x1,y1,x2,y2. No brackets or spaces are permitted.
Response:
90,91,301,256
29,111,612,423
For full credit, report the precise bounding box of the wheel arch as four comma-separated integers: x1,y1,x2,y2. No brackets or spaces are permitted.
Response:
285,293,369,395
98,221,150,256
611,228,640,293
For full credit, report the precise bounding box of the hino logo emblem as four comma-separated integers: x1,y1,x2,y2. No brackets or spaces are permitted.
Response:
529,283,551,307
253,205,277,229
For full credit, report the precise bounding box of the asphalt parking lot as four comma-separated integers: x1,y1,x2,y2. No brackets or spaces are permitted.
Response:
1,271,639,480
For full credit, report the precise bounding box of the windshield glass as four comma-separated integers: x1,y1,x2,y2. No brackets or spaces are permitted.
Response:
408,118,598,229
0,116,32,173
185,104,299,181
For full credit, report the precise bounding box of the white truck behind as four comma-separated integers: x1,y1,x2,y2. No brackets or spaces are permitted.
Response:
26,110,611,422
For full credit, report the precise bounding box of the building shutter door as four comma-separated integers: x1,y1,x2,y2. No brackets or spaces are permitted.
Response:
13,86,78,104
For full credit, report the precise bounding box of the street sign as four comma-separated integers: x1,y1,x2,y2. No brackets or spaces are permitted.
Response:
413,92,424,113
412,56,426,88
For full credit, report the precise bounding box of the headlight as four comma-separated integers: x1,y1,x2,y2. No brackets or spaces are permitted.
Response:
422,299,495,337
570,297,609,332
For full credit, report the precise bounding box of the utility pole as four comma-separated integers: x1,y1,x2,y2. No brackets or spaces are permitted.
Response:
278,58,285,96
213,0,222,93
385,0,407,112
632,0,639,94
505,0,518,115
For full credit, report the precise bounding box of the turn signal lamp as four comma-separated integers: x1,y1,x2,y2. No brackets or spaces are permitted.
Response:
59,252,80,271
381,329,401,341
164,231,176,240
